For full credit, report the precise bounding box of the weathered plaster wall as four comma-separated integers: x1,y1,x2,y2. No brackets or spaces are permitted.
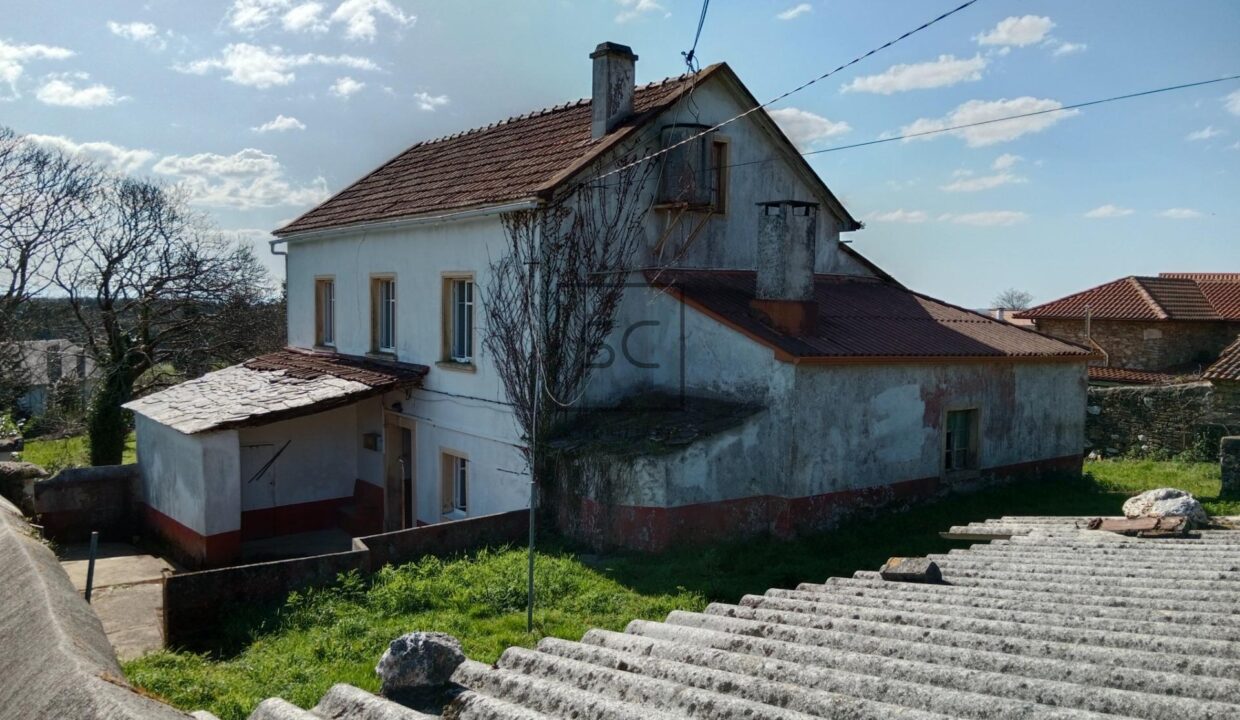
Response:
1085,381,1239,456
237,404,360,511
1035,318,1239,371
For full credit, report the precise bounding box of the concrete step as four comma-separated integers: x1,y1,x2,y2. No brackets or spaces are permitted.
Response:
764,585,1240,641
532,637,950,720
312,684,435,719
626,618,1240,718
650,611,1240,706
451,659,685,720
576,629,1116,720
812,576,1240,619
701,603,1240,679
494,645,831,720
740,592,1240,658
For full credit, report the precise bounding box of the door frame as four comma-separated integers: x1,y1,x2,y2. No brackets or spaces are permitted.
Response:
383,412,417,531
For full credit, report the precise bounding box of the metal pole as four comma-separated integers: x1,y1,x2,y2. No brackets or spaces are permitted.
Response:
527,478,536,632
84,530,98,603
526,231,541,634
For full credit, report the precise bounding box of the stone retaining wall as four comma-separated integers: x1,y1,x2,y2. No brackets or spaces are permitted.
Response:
33,463,140,541
1085,382,1239,457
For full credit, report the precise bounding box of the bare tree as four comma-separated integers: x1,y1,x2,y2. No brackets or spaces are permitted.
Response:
54,177,273,464
483,154,658,483
993,288,1034,310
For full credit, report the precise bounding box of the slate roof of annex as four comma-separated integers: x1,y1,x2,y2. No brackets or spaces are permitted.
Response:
1017,273,1240,321
123,349,427,434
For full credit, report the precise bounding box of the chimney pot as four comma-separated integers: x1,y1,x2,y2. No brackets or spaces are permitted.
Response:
751,201,819,336
590,42,638,139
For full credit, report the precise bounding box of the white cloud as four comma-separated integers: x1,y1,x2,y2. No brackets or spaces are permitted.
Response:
282,2,329,33
35,76,123,108
992,153,1021,171
939,210,1028,226
940,172,1024,192
0,39,74,99
413,91,448,111
776,3,812,21
1159,208,1203,219
1052,41,1087,56
767,107,850,150
1084,204,1134,219
1231,141,1240,151
902,96,1078,147
1186,125,1224,142
253,114,306,132
330,75,364,98
176,43,378,89
615,0,667,23
865,209,928,224
24,133,154,174
226,0,289,33
1227,90,1240,117
843,54,986,95
330,0,415,40
975,15,1055,47
152,148,329,209
107,21,167,50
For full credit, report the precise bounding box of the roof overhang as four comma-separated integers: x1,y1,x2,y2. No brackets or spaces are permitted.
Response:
272,199,544,244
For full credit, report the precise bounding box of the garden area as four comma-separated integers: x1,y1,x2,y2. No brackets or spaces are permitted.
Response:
123,459,1237,720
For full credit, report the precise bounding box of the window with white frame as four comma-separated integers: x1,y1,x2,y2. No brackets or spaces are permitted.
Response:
449,278,474,362
373,277,396,353
315,278,335,347
441,453,468,515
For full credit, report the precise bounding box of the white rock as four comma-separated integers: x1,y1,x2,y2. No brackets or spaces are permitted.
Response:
1122,487,1208,525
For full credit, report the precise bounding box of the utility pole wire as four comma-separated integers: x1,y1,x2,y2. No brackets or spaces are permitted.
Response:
587,0,982,185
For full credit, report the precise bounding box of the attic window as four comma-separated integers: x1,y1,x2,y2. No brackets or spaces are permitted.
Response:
658,124,715,208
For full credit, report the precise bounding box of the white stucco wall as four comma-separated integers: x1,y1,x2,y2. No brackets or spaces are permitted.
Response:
134,413,240,536
236,403,361,511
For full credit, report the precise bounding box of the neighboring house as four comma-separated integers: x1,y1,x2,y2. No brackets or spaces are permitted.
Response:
1016,273,1240,386
984,308,1035,327
16,340,97,416
1205,335,1240,405
126,43,1090,565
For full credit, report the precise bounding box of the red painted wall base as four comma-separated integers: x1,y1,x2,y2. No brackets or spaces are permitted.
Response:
142,504,240,568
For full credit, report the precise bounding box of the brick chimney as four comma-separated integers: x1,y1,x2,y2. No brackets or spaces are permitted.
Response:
750,201,819,335
590,42,637,139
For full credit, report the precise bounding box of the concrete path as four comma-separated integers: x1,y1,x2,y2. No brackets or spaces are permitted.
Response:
59,542,177,661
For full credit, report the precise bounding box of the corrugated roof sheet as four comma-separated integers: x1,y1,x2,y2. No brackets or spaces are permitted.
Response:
1205,335,1240,381
276,68,718,236
651,270,1089,361
1019,274,1240,321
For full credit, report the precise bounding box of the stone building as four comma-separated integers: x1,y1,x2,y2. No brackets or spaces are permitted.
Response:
1017,272,1240,385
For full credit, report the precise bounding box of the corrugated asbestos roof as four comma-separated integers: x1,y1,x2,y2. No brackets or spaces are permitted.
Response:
651,270,1090,361
124,349,427,434
1205,335,1240,381
245,515,1240,719
1018,274,1240,321
275,68,717,236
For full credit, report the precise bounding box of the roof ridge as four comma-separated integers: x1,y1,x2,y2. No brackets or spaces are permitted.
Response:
1128,277,1170,320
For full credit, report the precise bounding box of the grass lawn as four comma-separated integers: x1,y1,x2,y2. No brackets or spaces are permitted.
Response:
19,432,136,472
123,459,1235,720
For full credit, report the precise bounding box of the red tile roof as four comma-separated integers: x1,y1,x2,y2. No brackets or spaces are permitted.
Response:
1017,275,1240,321
243,348,428,388
277,67,716,236
651,270,1090,362
1087,366,1182,385
1205,335,1240,381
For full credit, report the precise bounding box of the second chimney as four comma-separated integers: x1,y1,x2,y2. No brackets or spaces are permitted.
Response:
750,201,819,336
590,42,637,139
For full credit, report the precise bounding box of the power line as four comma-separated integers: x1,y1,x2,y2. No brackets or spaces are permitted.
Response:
588,0,982,185
682,0,711,71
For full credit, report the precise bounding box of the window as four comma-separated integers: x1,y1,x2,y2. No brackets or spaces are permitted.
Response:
441,453,468,515
372,277,396,353
944,409,979,472
315,278,335,347
445,277,474,363
709,137,729,213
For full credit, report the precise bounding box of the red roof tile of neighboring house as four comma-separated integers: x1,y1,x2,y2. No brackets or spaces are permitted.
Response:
1205,335,1240,381
1016,275,1240,321
650,270,1090,362
1087,366,1182,385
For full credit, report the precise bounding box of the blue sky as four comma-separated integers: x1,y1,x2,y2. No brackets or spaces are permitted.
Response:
2,0,1238,307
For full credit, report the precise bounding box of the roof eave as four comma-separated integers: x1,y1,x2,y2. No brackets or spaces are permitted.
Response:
272,198,544,243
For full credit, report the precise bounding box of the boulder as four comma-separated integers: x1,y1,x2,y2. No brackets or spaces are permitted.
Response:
879,557,943,583
0,461,50,513
376,632,465,695
1121,487,1208,525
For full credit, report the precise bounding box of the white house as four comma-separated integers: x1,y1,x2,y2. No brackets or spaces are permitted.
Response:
126,43,1090,565
16,339,97,417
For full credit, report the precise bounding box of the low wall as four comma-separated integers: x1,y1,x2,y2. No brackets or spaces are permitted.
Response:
1085,382,1239,457
33,464,139,542
163,509,527,649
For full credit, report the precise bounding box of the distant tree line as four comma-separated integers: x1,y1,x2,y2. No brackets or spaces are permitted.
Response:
0,126,285,464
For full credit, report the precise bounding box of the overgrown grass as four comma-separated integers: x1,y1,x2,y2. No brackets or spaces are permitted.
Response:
19,432,136,472
124,459,1231,719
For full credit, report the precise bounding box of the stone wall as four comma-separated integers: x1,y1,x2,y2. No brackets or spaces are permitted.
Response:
1222,436,1240,496
1035,318,1240,371
33,463,140,541
1085,382,1240,457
